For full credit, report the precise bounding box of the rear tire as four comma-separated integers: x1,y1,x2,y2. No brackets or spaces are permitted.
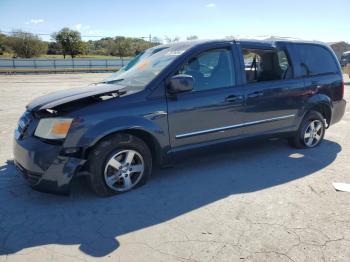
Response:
88,133,152,197
289,111,325,149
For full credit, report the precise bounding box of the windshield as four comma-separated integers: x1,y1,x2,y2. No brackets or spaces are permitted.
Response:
103,44,191,88
103,46,169,83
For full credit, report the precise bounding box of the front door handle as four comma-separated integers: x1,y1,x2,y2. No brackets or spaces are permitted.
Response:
225,95,243,103
247,91,264,98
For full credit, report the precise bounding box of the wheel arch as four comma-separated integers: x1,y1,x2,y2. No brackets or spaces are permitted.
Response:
68,114,170,168
83,127,163,167
302,94,333,127
309,102,332,127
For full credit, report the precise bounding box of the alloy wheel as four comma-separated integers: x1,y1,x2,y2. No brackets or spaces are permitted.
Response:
303,120,324,148
104,149,145,192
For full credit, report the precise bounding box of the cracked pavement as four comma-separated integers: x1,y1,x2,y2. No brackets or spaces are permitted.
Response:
0,73,349,262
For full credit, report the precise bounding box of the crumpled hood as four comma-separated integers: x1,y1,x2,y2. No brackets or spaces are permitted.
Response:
26,83,128,111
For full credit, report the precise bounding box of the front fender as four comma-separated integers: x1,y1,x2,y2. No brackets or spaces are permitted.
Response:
77,116,167,148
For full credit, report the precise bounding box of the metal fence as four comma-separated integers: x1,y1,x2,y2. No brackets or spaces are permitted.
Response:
0,58,130,73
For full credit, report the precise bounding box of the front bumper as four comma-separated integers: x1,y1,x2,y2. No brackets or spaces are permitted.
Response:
13,135,86,195
330,99,347,126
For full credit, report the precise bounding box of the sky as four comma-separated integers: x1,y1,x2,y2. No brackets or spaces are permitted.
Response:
0,0,349,43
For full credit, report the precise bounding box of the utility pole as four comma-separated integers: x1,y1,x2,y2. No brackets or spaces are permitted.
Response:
149,34,152,43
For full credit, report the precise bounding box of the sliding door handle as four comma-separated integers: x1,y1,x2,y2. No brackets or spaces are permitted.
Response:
247,91,264,98
225,95,243,103
311,81,321,89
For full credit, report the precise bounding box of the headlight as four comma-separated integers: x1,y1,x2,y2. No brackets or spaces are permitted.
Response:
34,118,73,140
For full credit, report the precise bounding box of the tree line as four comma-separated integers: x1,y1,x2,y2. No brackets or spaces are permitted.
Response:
6,29,347,60
0,28,179,59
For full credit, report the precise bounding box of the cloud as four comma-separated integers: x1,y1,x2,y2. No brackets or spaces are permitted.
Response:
75,24,91,31
25,19,44,25
87,30,101,35
205,3,216,8
75,23,82,30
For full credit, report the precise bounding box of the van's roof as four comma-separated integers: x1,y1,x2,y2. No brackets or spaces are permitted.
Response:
236,38,328,47
158,38,329,50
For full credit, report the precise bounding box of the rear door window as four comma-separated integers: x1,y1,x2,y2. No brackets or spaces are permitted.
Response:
242,48,292,83
296,44,338,76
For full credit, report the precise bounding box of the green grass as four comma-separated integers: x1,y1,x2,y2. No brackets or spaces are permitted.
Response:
0,52,13,58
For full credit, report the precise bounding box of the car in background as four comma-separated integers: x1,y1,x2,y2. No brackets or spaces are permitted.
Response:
340,51,350,77
340,51,350,67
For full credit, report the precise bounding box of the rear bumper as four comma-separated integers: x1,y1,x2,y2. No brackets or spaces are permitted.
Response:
13,136,86,195
331,99,346,126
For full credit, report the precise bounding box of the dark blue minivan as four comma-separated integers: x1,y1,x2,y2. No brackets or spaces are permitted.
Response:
13,39,346,196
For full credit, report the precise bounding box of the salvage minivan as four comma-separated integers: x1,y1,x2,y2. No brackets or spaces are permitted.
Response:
13,39,346,196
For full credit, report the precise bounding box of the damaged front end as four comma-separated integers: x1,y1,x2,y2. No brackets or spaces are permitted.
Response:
13,83,128,195
13,109,85,195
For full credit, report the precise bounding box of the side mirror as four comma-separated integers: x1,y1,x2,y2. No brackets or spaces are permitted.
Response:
168,74,194,94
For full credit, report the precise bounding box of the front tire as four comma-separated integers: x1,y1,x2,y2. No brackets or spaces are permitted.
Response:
289,111,325,149
88,133,152,197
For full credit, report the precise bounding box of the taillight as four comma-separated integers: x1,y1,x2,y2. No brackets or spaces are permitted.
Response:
341,79,344,99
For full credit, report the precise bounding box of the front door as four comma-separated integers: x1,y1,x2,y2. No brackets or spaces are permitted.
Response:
167,47,245,149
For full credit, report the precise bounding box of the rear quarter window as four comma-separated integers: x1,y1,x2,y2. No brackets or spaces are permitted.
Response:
296,44,339,76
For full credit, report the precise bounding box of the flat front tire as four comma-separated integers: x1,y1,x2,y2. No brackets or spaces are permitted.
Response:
88,133,152,197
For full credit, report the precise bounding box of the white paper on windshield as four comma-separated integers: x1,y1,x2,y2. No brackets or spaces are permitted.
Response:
165,50,186,56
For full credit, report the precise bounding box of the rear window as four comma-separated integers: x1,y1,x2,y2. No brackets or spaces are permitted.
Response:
296,44,338,76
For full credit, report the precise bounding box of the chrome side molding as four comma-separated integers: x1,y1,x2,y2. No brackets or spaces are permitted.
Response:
175,114,295,139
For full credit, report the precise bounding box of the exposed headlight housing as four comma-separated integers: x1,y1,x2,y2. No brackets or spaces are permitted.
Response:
34,118,73,140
